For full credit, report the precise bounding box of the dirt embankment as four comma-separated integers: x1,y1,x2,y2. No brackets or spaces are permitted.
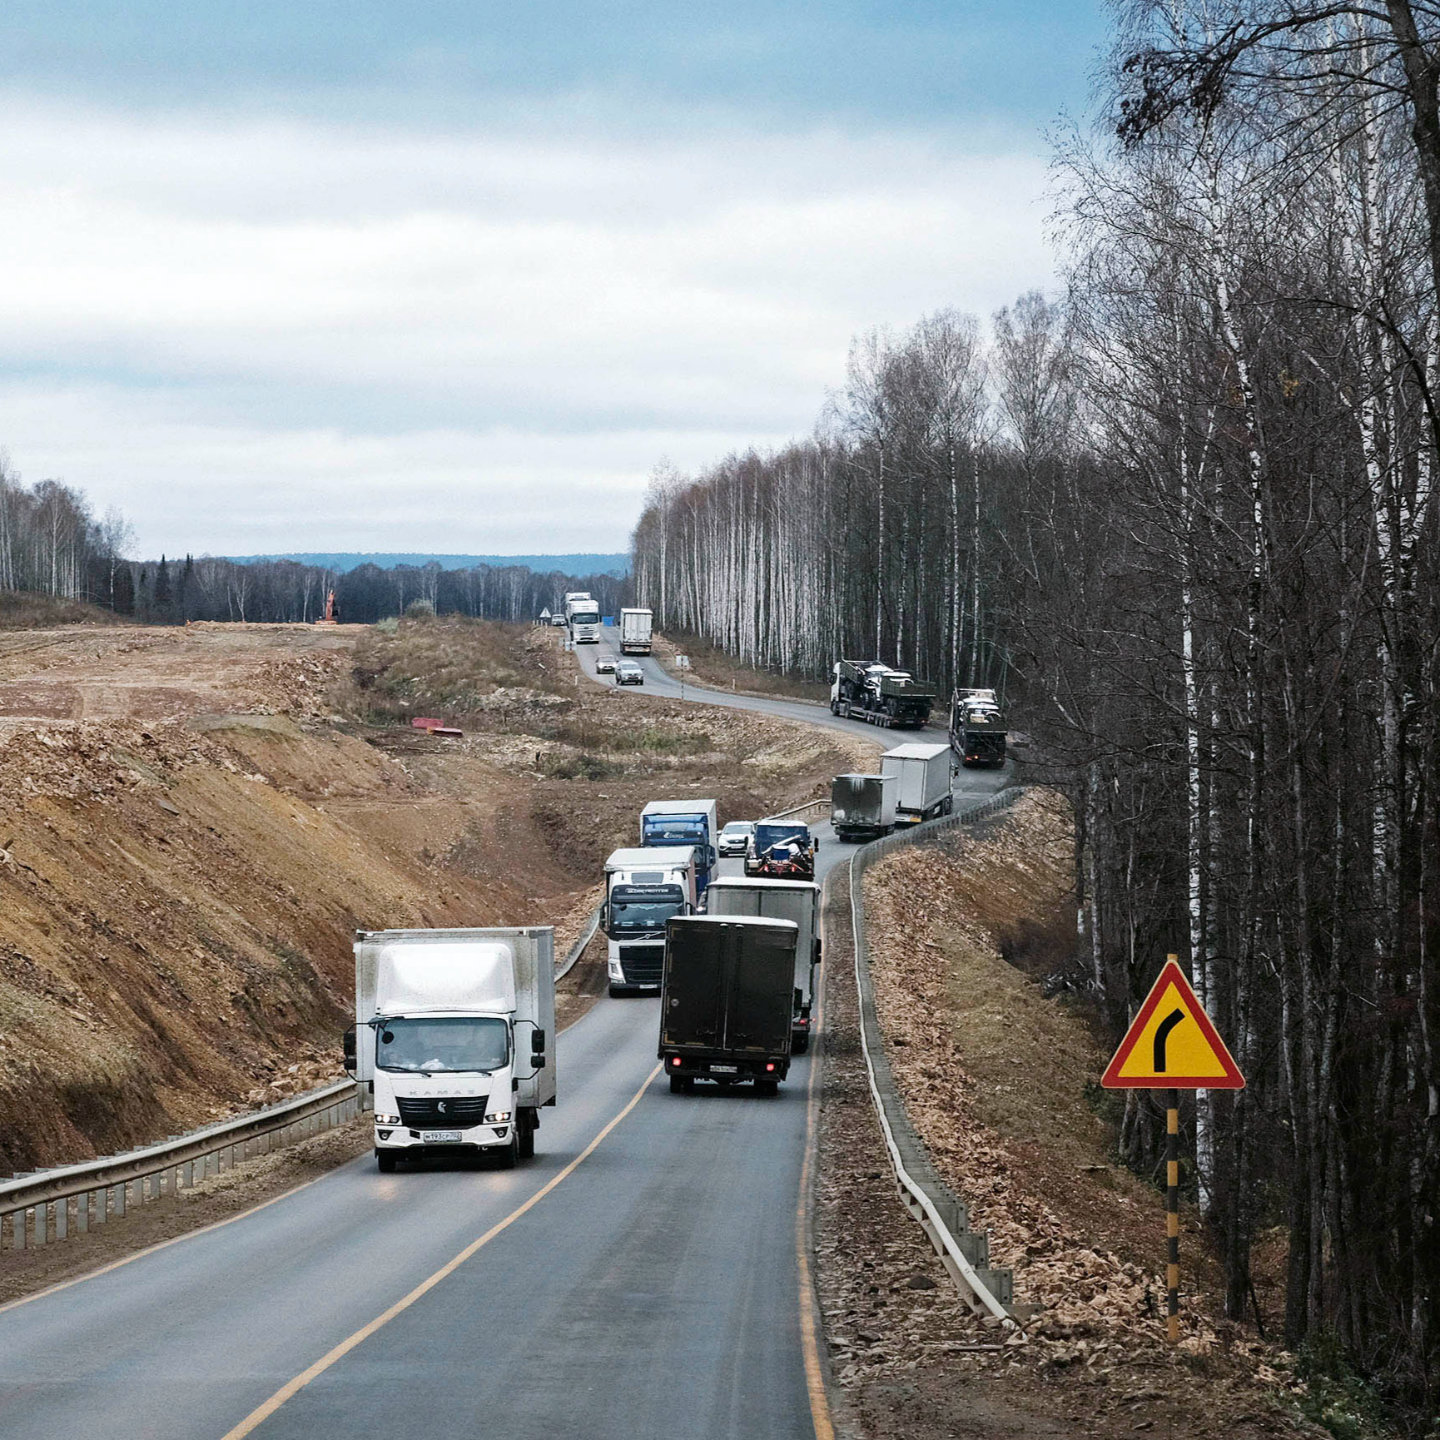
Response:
820,792,1321,1440
0,618,855,1178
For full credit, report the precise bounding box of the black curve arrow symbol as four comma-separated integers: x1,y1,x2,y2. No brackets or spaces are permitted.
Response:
1153,1008,1185,1072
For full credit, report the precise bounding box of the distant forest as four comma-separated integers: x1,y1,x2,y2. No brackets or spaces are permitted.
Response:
0,465,626,624
229,551,630,578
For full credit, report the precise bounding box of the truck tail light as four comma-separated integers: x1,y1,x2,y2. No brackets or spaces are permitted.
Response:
765,1062,776,1072
671,1056,682,1067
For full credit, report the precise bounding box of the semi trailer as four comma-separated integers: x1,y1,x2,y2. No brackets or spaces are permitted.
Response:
348,927,556,1171
659,915,797,1093
705,876,821,1052
830,659,935,728
619,607,654,655
602,845,696,995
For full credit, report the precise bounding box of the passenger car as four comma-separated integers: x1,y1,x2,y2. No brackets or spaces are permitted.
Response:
717,820,755,856
616,661,645,686
595,653,617,674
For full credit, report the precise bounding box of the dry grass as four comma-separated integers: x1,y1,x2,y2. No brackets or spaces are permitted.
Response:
653,630,832,702
0,591,132,630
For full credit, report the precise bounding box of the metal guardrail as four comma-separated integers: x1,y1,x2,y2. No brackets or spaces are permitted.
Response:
556,905,602,982
5,904,607,1257
0,1080,360,1253
764,797,832,824
847,784,1025,1321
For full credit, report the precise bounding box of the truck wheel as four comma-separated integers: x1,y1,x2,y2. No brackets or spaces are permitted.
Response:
791,1033,809,1055
669,1074,686,1094
495,1133,519,1169
518,1110,536,1159
942,795,954,815
376,1150,397,1173
755,1079,779,1097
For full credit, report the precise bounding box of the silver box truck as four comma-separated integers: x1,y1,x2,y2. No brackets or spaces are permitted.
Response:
619,607,653,655
348,927,556,1171
704,876,821,1052
882,742,955,825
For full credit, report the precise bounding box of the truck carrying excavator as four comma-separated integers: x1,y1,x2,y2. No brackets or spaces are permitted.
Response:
829,659,935,729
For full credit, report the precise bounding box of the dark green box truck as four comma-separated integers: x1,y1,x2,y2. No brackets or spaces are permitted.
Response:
659,915,798,1095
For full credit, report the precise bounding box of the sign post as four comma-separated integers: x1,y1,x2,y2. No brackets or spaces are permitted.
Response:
1101,953,1244,1344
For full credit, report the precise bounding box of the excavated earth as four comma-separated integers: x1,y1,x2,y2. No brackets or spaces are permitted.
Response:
818,791,1326,1440
0,620,858,1188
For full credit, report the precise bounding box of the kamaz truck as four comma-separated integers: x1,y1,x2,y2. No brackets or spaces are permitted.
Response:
565,594,601,644
347,928,556,1171
830,659,934,728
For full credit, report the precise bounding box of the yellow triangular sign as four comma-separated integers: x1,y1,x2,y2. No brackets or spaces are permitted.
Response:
1101,959,1244,1090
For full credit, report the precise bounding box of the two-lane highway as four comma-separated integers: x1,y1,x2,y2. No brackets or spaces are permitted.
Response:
0,629,1008,1440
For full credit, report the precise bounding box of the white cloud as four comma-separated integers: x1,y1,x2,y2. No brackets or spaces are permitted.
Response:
0,97,1056,555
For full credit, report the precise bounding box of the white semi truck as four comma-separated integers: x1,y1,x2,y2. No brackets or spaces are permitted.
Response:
882,742,955,825
602,845,696,996
564,593,601,644
347,927,556,1171
704,876,821,1052
619,607,653,655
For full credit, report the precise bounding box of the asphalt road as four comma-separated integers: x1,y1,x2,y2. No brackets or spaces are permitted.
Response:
0,629,1009,1440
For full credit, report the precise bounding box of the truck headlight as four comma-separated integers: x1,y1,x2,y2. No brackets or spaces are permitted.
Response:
608,958,623,979
485,1110,512,1124
374,1114,401,1125
832,808,846,821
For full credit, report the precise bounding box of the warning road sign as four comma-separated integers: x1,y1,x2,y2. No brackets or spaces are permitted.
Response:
1101,959,1244,1090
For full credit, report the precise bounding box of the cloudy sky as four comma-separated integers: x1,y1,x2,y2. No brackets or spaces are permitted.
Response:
0,2,1107,559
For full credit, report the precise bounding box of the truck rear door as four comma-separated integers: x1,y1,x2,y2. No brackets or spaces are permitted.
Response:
661,922,726,1049
725,926,795,1053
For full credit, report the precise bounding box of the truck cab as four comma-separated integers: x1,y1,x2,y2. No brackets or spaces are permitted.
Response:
349,929,556,1172
745,820,817,879
602,845,696,995
566,600,601,644
639,799,719,897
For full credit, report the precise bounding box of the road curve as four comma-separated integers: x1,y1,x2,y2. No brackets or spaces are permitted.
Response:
0,628,1008,1440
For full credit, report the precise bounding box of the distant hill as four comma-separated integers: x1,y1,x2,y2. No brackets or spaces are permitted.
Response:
227,552,630,577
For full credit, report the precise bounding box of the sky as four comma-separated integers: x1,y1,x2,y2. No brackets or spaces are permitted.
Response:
0,2,1110,559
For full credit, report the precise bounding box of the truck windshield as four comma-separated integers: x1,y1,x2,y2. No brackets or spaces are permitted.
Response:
756,825,809,851
572,611,600,625
610,884,684,933
375,1016,509,1074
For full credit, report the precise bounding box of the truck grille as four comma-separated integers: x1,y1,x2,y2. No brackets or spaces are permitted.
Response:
397,1095,488,1129
621,944,665,985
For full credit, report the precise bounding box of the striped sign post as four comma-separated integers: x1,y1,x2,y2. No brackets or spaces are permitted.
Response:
1102,953,1244,1344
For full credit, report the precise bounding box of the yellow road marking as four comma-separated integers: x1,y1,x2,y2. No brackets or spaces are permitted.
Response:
797,880,836,1440
218,1062,663,1440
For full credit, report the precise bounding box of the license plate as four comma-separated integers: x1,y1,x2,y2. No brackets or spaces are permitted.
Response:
423,1130,463,1143
709,1064,738,1074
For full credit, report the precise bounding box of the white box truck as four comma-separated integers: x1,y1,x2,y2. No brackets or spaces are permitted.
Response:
882,742,955,825
347,927,556,1172
830,772,897,841
640,798,719,897
602,845,697,996
704,876,821,1052
619,607,653,655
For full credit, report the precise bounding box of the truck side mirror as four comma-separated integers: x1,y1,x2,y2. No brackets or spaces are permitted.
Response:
599,902,609,930
342,1024,357,1077
532,1054,547,1069
531,1028,546,1054
814,938,823,965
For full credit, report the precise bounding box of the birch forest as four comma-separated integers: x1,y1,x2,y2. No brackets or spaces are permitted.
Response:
632,0,1440,1406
